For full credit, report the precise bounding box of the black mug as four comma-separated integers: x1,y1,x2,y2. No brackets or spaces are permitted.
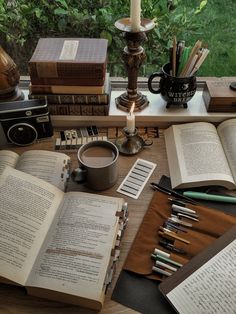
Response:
148,63,197,108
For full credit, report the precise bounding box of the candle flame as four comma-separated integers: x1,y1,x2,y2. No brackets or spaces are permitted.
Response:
130,103,135,114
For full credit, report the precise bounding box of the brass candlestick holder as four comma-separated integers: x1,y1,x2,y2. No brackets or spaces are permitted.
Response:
115,127,153,155
115,18,155,112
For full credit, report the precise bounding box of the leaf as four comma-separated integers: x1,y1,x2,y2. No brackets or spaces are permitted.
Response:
100,30,112,45
34,8,42,18
54,8,68,15
55,0,68,9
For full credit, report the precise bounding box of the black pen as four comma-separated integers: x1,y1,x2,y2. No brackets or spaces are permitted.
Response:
150,182,198,205
159,239,186,255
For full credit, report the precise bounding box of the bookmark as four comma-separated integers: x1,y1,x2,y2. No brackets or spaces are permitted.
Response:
117,158,156,199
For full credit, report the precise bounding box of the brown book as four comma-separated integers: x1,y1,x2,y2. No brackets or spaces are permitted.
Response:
47,103,109,116
28,74,110,102
29,38,108,86
203,80,236,112
0,166,126,310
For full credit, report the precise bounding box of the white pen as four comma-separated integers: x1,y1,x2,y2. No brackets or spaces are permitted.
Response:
177,213,199,222
152,266,172,277
169,216,193,227
155,260,177,272
172,204,196,214
154,248,170,258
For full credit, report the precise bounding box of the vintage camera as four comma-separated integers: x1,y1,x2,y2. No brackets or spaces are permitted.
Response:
0,99,53,146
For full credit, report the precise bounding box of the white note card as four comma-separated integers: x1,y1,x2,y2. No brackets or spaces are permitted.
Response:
167,239,236,314
117,158,156,199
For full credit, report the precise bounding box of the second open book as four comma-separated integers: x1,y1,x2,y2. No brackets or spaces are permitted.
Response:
164,118,236,189
0,166,126,310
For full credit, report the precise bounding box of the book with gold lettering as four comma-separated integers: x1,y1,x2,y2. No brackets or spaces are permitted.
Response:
0,166,127,311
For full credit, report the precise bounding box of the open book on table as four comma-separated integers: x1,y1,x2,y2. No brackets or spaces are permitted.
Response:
0,166,126,311
164,118,236,189
159,225,236,314
0,149,70,191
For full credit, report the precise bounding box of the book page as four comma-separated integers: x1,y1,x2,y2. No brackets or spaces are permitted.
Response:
167,239,236,314
27,192,123,302
0,167,64,285
164,122,235,189
0,150,19,174
16,150,70,190
217,118,236,184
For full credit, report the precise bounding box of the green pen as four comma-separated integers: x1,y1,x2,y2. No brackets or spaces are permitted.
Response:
151,253,183,268
183,191,236,204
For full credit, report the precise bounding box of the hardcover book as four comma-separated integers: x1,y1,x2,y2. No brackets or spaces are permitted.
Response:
164,118,236,189
28,38,108,86
0,166,127,311
28,73,110,103
47,103,109,116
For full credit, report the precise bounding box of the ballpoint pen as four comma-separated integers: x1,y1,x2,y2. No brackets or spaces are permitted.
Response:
150,182,198,205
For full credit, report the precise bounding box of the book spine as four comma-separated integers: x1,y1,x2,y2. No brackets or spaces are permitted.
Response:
29,62,106,80
29,76,106,86
29,93,110,105
47,104,109,116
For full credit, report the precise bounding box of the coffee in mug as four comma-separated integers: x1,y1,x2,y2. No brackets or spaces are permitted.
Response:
73,140,119,190
80,146,116,167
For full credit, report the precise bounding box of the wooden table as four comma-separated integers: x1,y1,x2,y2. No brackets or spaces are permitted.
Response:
0,130,169,314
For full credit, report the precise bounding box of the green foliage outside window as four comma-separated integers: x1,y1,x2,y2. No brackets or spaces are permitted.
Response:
0,0,234,77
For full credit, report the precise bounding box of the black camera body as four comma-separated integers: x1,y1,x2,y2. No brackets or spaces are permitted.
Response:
0,99,53,146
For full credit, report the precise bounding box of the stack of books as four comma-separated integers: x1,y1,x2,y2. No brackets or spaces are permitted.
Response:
28,38,110,116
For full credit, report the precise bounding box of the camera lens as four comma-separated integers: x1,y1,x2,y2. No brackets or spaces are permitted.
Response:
7,123,38,146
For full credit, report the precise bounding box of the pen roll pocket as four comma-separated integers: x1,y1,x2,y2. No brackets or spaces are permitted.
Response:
123,191,236,281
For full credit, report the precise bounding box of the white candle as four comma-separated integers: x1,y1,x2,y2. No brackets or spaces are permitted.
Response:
130,0,141,32
126,103,135,133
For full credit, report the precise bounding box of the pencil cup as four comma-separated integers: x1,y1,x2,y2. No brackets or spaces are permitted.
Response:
148,63,197,108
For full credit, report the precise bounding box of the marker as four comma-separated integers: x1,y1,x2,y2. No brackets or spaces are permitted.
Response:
183,191,236,204
154,248,170,258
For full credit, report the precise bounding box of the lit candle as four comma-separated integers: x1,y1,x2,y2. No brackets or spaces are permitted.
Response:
126,103,135,133
130,0,141,32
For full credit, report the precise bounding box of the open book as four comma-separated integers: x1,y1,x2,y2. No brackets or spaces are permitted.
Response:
0,166,126,310
164,118,236,189
0,150,70,191
159,225,236,314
